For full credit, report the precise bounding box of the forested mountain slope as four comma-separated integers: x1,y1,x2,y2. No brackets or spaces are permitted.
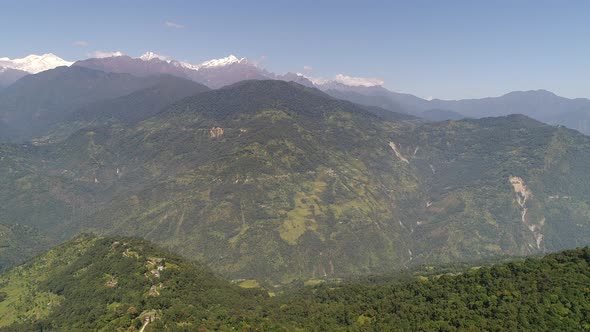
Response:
0,235,588,331
0,67,208,141
0,80,589,284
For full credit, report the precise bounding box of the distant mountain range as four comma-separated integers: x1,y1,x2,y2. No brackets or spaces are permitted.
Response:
0,66,171,140
72,53,272,88
0,53,72,87
2,51,589,136
0,53,72,74
321,84,590,135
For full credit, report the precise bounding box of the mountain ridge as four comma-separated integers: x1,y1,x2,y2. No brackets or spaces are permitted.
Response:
0,67,209,141
2,51,589,136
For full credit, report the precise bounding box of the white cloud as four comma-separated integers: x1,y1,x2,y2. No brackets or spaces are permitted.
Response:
165,21,184,29
89,51,124,58
333,74,384,87
303,65,313,71
73,40,89,47
256,55,267,64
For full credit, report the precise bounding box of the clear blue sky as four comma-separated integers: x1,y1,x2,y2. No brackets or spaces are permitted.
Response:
2,0,589,100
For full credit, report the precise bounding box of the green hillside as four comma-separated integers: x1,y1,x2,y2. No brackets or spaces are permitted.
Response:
0,235,269,331
0,67,208,142
0,223,53,271
391,115,590,263
69,75,210,125
268,246,590,331
1,80,590,284
0,235,588,331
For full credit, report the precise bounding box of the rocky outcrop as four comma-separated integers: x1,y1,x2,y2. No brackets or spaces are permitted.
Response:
210,126,224,139
389,142,409,163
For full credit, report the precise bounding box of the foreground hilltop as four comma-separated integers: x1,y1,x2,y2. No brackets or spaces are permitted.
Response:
0,235,269,331
0,235,589,331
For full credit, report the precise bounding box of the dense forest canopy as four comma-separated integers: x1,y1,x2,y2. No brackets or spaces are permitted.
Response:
0,235,588,331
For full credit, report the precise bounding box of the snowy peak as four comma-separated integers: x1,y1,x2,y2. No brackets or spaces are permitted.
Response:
139,52,170,62
177,55,250,71
197,55,247,68
0,53,73,73
85,52,253,73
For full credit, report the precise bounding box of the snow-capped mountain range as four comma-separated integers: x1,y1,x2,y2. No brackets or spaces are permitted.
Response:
169,53,378,88
0,53,74,87
0,51,378,90
136,52,249,70
2,51,590,137
0,52,254,74
0,53,73,74
69,52,269,88
138,51,169,62
178,54,250,71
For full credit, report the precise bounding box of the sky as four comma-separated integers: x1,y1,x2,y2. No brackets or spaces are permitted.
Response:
1,0,589,100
